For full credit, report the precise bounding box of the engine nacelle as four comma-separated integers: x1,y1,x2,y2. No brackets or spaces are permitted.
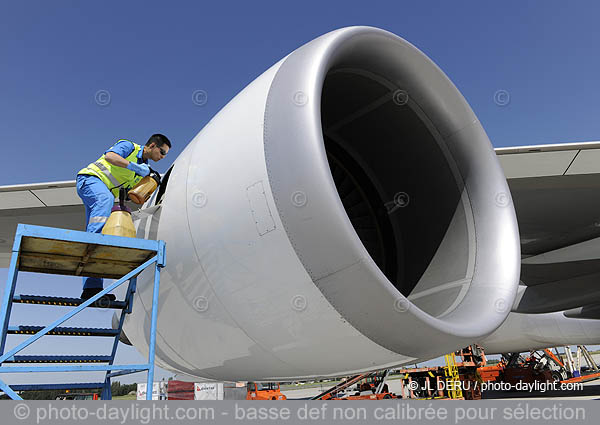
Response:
125,26,520,381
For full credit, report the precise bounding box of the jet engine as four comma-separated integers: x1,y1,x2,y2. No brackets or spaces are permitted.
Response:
124,26,520,381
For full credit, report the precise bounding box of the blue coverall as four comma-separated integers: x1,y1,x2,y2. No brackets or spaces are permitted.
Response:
76,141,148,290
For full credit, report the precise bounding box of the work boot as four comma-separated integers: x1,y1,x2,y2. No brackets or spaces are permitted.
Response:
80,287,116,303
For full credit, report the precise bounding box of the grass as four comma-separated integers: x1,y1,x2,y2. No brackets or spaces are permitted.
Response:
112,394,137,400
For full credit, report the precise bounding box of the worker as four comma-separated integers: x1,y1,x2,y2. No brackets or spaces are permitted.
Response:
76,134,171,300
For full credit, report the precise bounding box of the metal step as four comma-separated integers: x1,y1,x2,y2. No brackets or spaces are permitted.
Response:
9,383,104,391
4,355,112,363
7,326,119,337
13,294,127,309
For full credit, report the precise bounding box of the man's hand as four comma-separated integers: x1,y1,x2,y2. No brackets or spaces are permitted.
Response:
126,161,150,177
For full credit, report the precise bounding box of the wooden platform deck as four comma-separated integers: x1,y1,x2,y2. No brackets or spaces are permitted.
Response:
11,225,162,279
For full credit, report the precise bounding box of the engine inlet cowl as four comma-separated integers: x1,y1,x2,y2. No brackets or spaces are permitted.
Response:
263,26,520,358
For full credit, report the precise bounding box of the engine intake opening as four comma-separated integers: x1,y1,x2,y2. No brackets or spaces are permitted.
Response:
321,68,471,316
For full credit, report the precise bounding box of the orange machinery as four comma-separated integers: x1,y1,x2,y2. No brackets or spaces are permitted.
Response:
246,382,286,400
331,370,397,400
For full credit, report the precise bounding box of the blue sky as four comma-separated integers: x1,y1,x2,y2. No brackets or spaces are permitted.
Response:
2,0,600,186
1,1,600,386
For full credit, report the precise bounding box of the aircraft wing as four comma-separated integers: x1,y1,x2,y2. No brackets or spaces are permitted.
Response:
497,141,600,315
497,141,600,257
0,181,85,267
3,141,600,314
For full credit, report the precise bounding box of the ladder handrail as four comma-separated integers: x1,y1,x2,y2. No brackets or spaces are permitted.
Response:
0,256,156,364
0,224,165,400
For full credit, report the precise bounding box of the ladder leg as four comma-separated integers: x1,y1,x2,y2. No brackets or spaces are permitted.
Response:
146,263,161,400
101,377,112,400
0,249,21,356
103,277,137,393
0,378,23,400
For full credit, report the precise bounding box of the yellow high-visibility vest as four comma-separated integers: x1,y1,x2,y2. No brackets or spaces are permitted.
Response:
78,140,145,198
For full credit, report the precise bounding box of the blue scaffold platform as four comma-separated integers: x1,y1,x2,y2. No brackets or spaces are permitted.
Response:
0,224,166,400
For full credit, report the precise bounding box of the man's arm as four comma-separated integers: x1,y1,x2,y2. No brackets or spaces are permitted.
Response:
104,141,149,176
104,151,130,168
104,140,136,168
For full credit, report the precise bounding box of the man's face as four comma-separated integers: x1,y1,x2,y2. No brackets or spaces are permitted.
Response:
149,143,169,161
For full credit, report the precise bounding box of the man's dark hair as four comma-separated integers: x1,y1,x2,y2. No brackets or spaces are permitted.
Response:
146,133,172,148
